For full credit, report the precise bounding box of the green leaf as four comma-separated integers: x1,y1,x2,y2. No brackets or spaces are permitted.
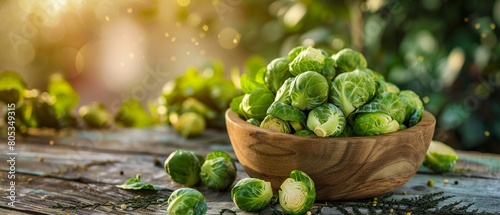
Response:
244,55,267,79
116,174,165,190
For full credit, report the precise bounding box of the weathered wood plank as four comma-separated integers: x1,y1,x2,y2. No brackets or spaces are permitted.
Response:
2,128,500,214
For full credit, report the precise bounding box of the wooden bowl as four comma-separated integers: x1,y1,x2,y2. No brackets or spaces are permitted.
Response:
225,109,436,201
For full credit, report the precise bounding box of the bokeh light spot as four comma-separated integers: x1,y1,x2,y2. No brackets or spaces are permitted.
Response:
170,56,177,62
475,23,481,29
283,2,306,28
218,27,241,49
171,37,176,42
491,23,496,30
331,38,344,50
464,17,469,23
164,32,169,37
422,96,430,104
127,8,133,14
129,52,135,59
11,42,36,66
202,25,209,31
177,0,191,7
105,16,110,22
485,131,491,137
75,50,85,76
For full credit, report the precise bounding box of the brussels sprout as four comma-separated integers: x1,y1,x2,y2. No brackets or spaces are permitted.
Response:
289,47,326,76
114,99,154,128
246,118,261,127
376,79,400,95
231,178,273,212
48,74,79,118
181,97,217,120
274,77,294,105
399,123,407,131
200,151,237,191
167,188,208,215
372,92,406,124
34,94,62,129
164,150,204,186
333,48,367,74
346,102,391,125
307,103,346,137
79,102,112,129
265,57,293,93
260,115,292,134
240,68,267,94
288,46,306,61
399,90,424,124
267,101,306,125
279,170,316,215
329,69,376,117
290,71,329,111
174,112,206,137
295,129,316,136
320,55,336,81
353,112,399,136
0,70,26,104
240,88,275,120
422,140,459,173
362,69,385,81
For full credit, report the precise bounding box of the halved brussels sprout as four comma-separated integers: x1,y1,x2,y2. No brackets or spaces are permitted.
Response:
290,71,329,111
422,140,459,173
279,170,316,215
329,69,376,117
167,188,208,215
164,150,204,186
289,47,326,76
240,88,275,120
231,178,273,212
333,48,367,74
200,151,237,191
79,102,112,129
307,103,346,137
372,92,406,124
265,57,293,94
174,112,206,137
260,115,292,134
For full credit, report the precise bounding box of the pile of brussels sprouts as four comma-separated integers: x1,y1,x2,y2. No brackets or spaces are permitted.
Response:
163,149,317,214
231,46,424,137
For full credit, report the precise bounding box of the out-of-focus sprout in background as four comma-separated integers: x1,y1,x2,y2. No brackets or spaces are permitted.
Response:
0,0,499,152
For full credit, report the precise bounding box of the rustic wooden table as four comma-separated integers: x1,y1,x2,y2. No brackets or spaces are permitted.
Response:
1,127,499,215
